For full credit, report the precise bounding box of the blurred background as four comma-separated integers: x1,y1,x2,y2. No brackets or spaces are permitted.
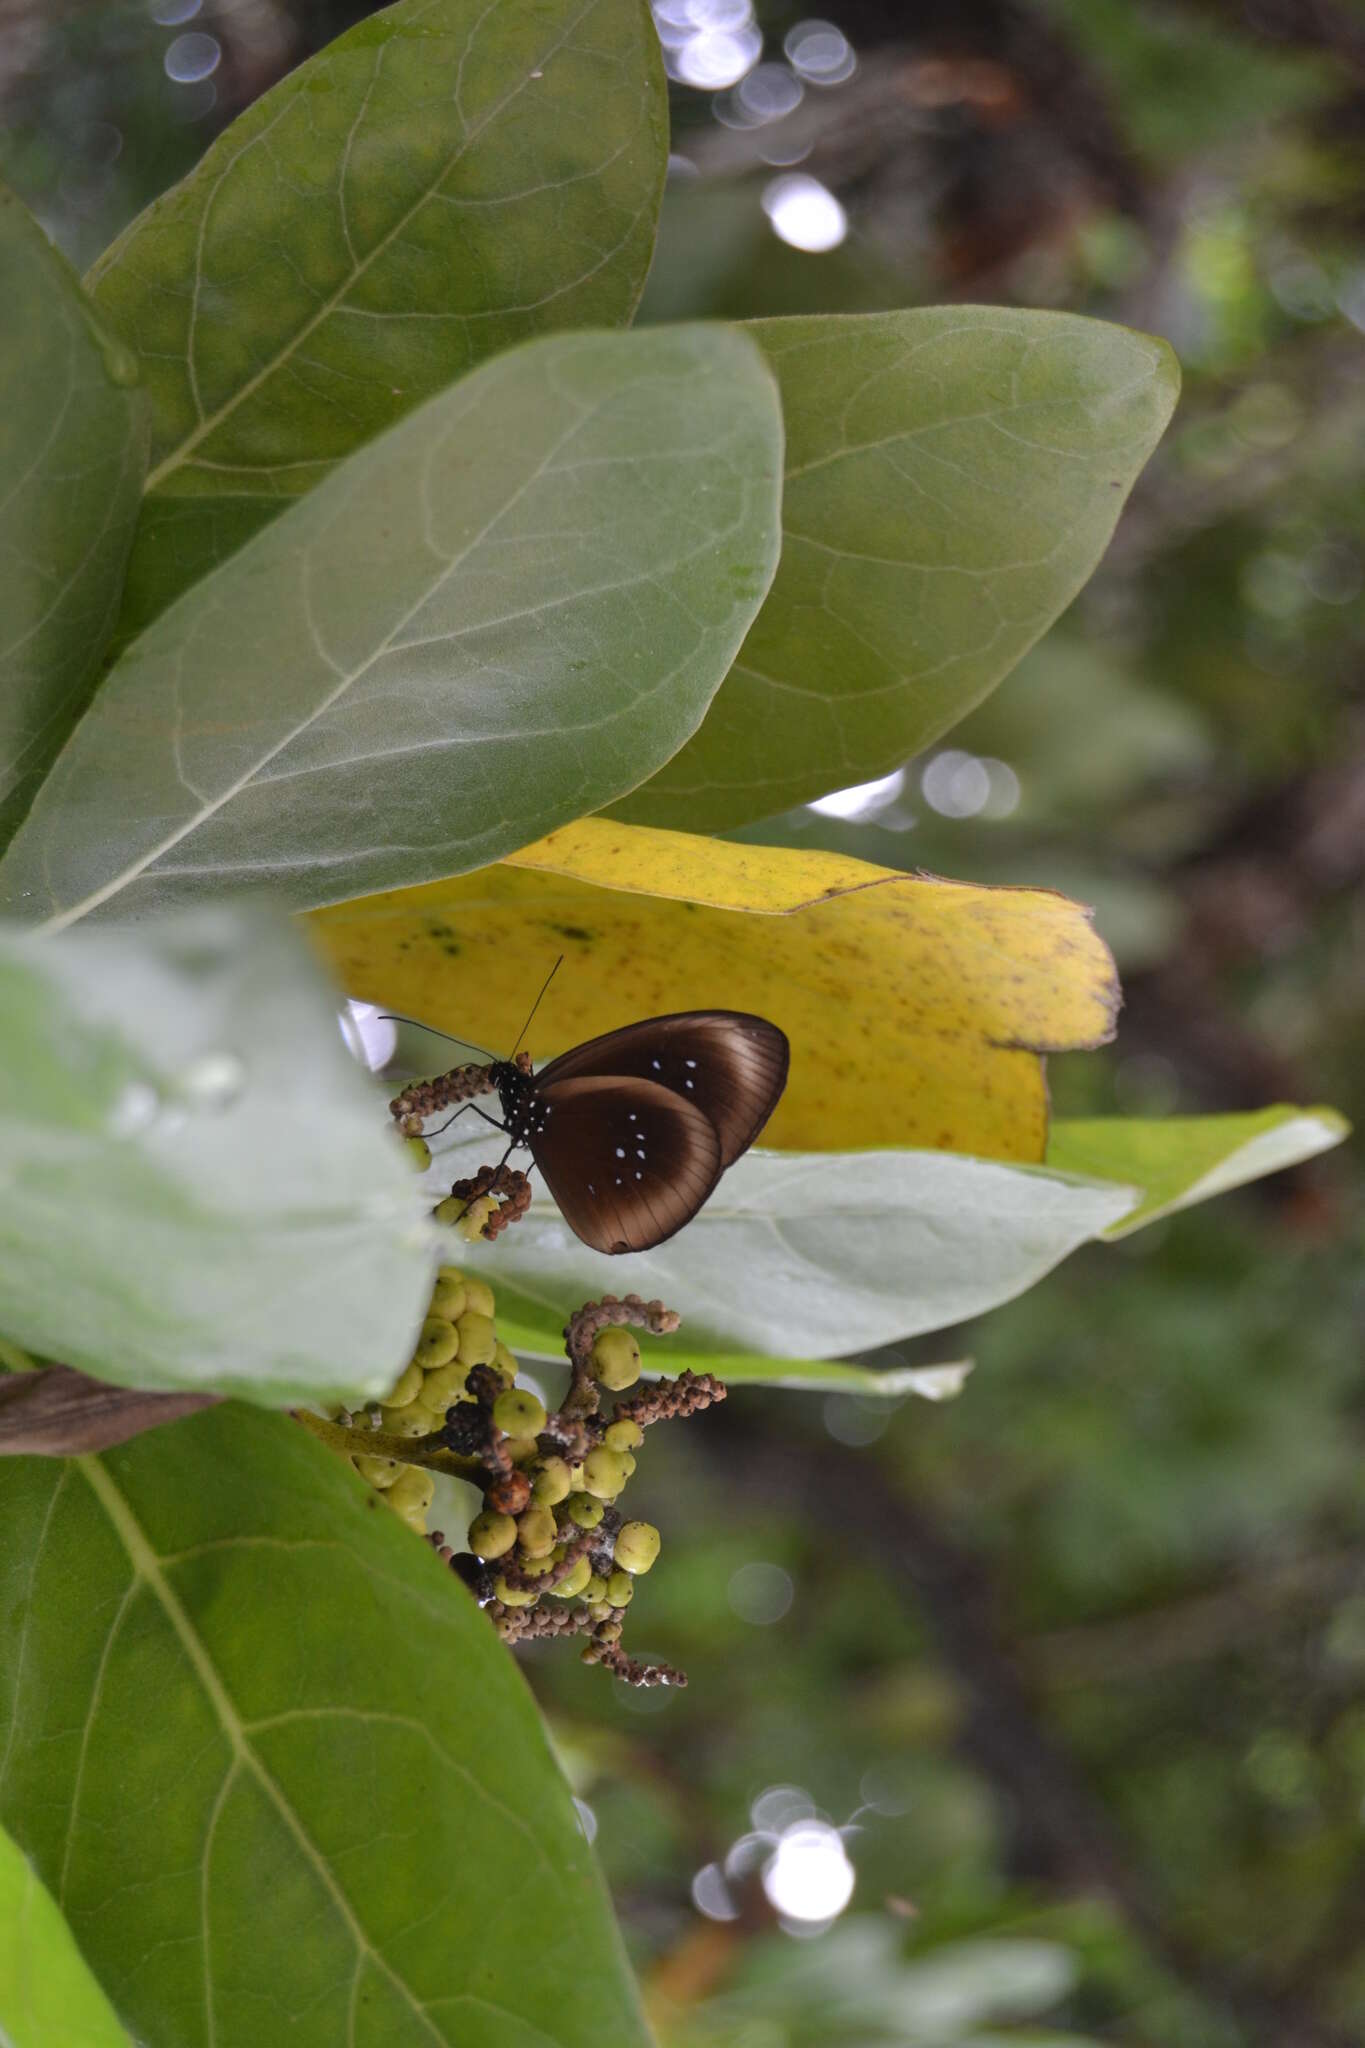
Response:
5,2,1363,2040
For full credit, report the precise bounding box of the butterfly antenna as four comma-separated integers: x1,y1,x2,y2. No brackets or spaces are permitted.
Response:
376,1012,497,1061
509,956,563,1059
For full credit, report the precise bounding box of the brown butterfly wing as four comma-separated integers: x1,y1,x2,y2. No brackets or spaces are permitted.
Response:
529,1073,723,1255
537,1012,788,1168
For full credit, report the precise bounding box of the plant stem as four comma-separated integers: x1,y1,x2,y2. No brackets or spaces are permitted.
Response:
291,1407,481,1479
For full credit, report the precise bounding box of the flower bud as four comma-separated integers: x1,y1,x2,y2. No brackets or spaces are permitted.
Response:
604,1417,643,1451
516,1506,557,1558
605,1569,634,1608
456,1311,498,1368
531,1457,572,1507
413,1317,459,1370
614,1521,660,1575
468,1510,517,1560
486,1469,531,1516
493,1387,547,1437
582,1447,629,1500
590,1326,641,1391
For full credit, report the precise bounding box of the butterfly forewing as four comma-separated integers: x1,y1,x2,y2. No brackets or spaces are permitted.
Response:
536,1012,788,1167
529,1074,723,1255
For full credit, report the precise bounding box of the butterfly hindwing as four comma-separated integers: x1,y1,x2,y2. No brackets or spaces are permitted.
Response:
536,1012,788,1167
529,1073,723,1255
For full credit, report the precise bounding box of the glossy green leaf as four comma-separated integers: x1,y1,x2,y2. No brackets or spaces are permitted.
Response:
0,324,783,927
0,904,431,1403
0,1405,653,2048
88,0,667,641
614,307,1180,829
1047,1105,1349,1236
0,1822,132,2048
425,1121,1137,1358
0,187,146,850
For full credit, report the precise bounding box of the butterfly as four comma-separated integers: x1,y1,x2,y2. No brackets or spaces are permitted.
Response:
488,1011,789,1255
389,993,789,1256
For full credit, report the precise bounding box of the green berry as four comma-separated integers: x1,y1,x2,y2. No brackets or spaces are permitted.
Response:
404,1135,432,1171
387,1466,434,1522
619,1452,637,1478
493,1574,538,1608
468,1510,516,1560
386,1360,425,1407
583,1577,610,1607
564,1492,604,1529
582,1446,629,1500
614,1521,660,1575
413,1317,459,1370
531,1457,572,1507
418,1361,468,1413
597,1619,624,1645
504,1434,541,1466
380,1404,431,1438
516,1506,557,1558
605,1569,634,1608
463,1277,496,1318
491,1340,519,1385
428,1274,467,1321
604,1417,643,1451
590,1326,641,1391
456,1311,499,1368
551,1555,593,1599
354,1454,401,1490
493,1387,547,1437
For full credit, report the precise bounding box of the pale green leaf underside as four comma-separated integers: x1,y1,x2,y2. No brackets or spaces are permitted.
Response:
0,1406,653,2048
0,324,783,927
615,306,1180,829
0,904,432,1403
490,1278,973,1398
88,0,667,642
426,1121,1138,1358
0,188,146,850
427,1102,1344,1368
1046,1104,1349,1236
0,1822,132,2048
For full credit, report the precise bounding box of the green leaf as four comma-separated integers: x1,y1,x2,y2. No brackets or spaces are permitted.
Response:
0,324,784,927
88,0,667,641
0,1405,653,2048
1046,1106,1350,1236
0,903,431,1403
0,187,147,851
0,1821,132,2048
613,307,1180,829
428,1122,1137,1358
491,1277,973,1398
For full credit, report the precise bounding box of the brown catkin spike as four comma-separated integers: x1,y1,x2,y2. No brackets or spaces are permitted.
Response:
590,1643,688,1688
389,1063,498,1135
613,1371,727,1429
492,1602,600,1644
442,1163,533,1239
496,1528,594,1596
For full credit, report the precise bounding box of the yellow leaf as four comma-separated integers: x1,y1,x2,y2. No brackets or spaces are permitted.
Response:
307,818,1118,1161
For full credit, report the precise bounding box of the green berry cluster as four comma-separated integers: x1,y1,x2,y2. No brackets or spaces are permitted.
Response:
346,1263,515,1535
335,1259,724,1686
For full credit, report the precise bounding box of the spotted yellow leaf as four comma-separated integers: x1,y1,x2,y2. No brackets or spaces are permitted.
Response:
309,818,1117,1161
